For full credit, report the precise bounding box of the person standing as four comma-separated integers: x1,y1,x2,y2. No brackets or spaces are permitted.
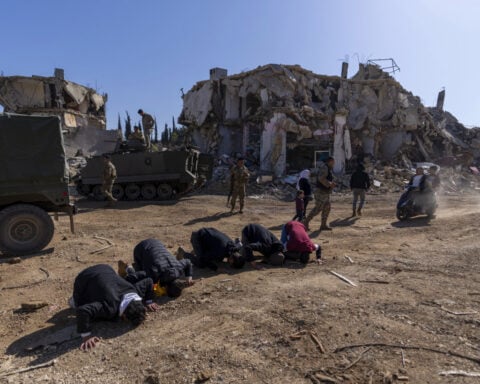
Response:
137,109,155,150
230,157,250,214
102,154,117,205
303,157,336,231
292,190,305,221
297,169,312,212
350,164,370,216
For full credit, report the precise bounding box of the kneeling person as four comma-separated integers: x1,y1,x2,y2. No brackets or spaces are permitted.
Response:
186,227,245,270
241,224,285,267
121,239,194,298
282,220,322,264
70,264,158,351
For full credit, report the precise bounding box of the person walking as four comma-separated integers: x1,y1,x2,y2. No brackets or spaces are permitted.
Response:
303,157,336,231
102,154,117,205
297,169,312,212
350,163,370,216
230,157,250,214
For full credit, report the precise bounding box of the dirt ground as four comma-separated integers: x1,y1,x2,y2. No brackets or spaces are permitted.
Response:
1,192,480,384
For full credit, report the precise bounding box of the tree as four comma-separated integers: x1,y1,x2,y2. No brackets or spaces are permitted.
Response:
154,116,158,143
117,114,122,132
124,111,132,139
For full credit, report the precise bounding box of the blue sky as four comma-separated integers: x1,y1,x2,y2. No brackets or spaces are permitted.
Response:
1,0,478,128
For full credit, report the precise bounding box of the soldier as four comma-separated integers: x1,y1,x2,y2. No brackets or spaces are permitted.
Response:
69,264,158,351
230,157,250,214
102,154,117,205
304,157,336,231
119,239,194,298
137,109,155,150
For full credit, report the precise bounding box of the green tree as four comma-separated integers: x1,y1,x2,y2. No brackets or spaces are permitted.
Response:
125,111,132,138
154,117,158,143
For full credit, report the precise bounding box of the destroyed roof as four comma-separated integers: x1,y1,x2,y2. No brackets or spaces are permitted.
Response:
180,62,480,175
0,73,107,115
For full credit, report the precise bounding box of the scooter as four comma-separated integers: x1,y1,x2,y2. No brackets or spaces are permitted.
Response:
396,187,437,221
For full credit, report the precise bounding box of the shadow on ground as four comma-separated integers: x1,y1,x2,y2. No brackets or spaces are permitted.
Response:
6,308,133,366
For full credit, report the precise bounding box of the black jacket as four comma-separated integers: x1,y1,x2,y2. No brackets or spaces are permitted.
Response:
298,177,312,196
241,224,283,261
191,228,239,270
134,239,193,285
73,264,154,334
350,170,371,190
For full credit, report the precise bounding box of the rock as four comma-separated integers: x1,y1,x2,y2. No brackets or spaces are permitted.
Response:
21,301,49,311
8,257,22,264
196,370,213,382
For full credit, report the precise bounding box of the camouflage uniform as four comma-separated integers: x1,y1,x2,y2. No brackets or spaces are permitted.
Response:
102,160,117,202
304,162,333,229
230,164,250,212
141,113,155,149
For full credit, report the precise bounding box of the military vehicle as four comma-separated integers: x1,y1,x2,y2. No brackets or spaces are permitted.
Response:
0,114,75,255
76,145,213,201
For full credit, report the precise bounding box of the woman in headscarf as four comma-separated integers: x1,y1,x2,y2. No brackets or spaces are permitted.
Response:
296,169,312,213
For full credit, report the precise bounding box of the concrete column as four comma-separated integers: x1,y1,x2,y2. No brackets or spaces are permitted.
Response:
341,62,348,79
436,89,445,111
333,113,347,174
260,113,286,176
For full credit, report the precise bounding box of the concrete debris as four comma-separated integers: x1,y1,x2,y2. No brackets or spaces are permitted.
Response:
0,68,116,157
179,63,480,176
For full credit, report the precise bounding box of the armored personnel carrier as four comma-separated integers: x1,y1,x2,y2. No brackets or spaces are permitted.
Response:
0,114,75,255
76,145,213,201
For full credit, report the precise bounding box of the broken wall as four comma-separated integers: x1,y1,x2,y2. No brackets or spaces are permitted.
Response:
0,69,109,157
180,63,479,176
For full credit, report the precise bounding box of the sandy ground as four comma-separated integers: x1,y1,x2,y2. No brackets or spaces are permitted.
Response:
1,192,480,384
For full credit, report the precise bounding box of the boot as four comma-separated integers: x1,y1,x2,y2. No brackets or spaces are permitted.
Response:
176,246,186,260
357,208,362,216
320,218,332,231
352,209,357,217
302,218,310,231
239,205,244,214
117,260,129,277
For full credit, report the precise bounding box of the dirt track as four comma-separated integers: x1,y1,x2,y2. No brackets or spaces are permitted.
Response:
1,192,480,383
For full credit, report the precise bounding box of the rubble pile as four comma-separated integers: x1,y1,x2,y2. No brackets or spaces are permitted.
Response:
0,68,116,157
180,63,479,177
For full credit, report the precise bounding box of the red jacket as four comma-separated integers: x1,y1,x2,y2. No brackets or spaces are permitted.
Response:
285,221,316,253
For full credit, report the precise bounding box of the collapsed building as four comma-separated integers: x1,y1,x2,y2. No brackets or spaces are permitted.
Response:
179,63,480,176
0,68,118,157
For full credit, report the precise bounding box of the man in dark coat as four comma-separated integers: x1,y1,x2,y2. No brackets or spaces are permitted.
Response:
184,227,245,270
241,224,285,267
350,164,371,216
70,264,158,351
120,239,194,298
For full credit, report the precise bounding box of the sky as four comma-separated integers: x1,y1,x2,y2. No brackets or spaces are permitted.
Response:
0,0,479,129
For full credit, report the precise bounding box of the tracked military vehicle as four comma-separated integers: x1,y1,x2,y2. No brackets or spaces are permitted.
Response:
76,144,213,201
0,114,75,255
